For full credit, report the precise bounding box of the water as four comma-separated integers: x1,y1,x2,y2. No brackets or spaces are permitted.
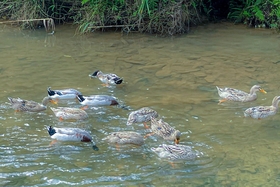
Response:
1,22,280,186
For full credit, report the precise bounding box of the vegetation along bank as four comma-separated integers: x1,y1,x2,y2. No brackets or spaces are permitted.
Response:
0,0,279,35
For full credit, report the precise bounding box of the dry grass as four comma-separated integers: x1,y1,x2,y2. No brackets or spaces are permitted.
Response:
0,18,55,33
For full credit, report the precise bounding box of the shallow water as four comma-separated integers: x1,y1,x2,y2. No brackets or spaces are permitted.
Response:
1,22,280,186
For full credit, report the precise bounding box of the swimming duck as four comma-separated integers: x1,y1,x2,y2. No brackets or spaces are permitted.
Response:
216,85,266,103
244,96,280,119
8,96,57,112
76,94,119,107
146,117,181,144
103,131,144,146
151,144,199,160
126,107,158,128
50,107,88,121
47,87,82,100
47,126,99,151
89,70,123,86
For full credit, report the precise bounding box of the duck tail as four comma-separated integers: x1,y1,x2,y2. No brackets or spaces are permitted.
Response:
76,94,85,102
90,70,100,77
48,126,56,136
7,97,15,104
47,87,55,96
115,78,123,85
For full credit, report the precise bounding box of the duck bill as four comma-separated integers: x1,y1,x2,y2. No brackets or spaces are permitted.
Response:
50,99,58,105
175,138,180,144
259,88,267,94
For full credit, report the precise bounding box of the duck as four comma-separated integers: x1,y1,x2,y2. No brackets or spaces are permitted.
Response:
103,131,144,146
89,70,123,86
146,117,181,144
50,107,88,121
76,94,119,107
126,107,158,128
216,85,266,103
244,96,280,119
47,126,99,151
151,144,199,160
47,87,82,100
8,96,57,112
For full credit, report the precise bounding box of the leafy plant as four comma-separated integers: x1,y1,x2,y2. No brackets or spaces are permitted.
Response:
228,0,280,30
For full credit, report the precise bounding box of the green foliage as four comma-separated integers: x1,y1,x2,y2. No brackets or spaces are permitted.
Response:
1,0,280,34
228,0,280,30
0,0,211,35
73,0,210,35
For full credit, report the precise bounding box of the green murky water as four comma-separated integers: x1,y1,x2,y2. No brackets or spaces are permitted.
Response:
1,22,280,186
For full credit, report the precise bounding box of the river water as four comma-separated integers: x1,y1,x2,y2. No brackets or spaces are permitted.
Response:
1,22,280,186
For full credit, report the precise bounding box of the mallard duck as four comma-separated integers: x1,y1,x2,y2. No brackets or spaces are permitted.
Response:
126,107,158,128
50,107,88,121
47,87,82,100
216,85,266,103
89,70,123,86
8,96,57,112
103,131,144,146
146,117,181,144
47,126,99,151
151,144,198,160
244,96,280,119
76,94,119,106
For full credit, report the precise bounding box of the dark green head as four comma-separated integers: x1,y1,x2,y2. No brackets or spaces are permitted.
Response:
92,145,99,151
48,126,56,136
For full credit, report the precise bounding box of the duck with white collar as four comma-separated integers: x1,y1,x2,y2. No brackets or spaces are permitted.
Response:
76,94,119,107
47,126,99,151
47,87,82,100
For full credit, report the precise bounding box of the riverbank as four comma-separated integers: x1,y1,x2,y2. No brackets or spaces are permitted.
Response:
0,0,279,35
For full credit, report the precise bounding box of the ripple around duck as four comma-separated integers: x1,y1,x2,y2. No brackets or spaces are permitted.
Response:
0,107,225,186
0,123,223,186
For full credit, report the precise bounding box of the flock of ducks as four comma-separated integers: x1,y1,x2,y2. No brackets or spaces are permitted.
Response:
7,70,194,161
7,70,280,162
217,85,280,119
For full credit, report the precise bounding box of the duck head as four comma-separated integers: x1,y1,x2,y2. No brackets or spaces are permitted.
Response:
174,130,181,144
92,145,99,151
48,126,56,136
